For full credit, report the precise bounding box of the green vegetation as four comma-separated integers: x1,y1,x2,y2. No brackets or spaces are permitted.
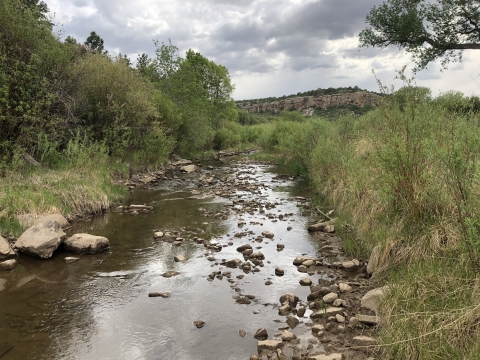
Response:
360,0,480,70
0,0,239,235
249,73,480,359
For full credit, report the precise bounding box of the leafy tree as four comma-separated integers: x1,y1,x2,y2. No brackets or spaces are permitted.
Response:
85,31,106,54
359,0,480,70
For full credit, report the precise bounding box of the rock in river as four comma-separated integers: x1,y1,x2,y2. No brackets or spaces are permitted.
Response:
64,234,109,255
0,235,15,260
174,254,186,262
15,220,66,259
254,328,268,340
64,257,79,263
261,231,274,239
193,320,205,329
0,259,17,271
162,271,180,278
149,292,171,298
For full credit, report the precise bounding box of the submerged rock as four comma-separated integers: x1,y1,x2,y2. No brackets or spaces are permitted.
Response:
193,320,205,328
15,220,66,259
162,271,181,278
64,257,80,263
148,292,171,298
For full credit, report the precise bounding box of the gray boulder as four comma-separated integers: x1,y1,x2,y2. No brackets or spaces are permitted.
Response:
15,221,66,258
64,234,109,254
0,235,15,260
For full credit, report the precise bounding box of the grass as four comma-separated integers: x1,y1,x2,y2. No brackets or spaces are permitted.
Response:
0,142,127,237
250,83,480,359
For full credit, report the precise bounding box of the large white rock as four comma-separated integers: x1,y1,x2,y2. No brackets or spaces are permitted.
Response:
15,221,66,258
0,235,15,260
64,234,109,254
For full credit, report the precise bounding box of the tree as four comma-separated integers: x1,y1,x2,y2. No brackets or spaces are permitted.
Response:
85,31,106,54
359,0,480,70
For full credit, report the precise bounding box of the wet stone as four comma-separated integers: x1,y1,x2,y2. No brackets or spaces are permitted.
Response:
193,321,205,329
148,292,171,298
254,328,268,340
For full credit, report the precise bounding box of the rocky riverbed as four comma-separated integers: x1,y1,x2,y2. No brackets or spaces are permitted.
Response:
0,152,382,360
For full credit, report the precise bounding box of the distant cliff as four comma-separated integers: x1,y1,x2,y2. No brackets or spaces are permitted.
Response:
237,91,381,116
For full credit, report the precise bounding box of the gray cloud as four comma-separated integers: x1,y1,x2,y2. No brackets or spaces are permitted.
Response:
46,0,478,99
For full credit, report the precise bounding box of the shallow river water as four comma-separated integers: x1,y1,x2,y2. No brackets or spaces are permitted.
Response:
0,158,347,360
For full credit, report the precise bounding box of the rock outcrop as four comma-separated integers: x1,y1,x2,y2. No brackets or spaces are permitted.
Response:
237,91,380,115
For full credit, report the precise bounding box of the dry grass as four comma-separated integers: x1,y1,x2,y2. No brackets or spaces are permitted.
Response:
0,166,126,236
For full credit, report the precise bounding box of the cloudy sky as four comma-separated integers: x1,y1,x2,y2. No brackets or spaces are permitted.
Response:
45,0,480,100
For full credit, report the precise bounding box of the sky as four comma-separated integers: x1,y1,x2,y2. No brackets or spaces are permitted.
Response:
45,0,480,100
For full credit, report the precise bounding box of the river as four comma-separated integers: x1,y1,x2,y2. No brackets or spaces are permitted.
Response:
1,156,344,359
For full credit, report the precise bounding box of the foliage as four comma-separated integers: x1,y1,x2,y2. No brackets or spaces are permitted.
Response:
359,0,480,70
84,31,106,54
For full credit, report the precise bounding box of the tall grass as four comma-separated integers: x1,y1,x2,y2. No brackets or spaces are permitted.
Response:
254,83,480,359
0,137,127,237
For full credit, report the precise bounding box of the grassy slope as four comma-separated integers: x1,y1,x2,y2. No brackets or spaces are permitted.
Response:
251,88,480,359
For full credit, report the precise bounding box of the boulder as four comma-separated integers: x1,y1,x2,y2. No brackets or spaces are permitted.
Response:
193,320,205,329
181,165,197,173
353,336,376,346
236,244,252,252
367,245,382,275
307,222,327,232
254,328,268,340
339,283,352,293
297,306,306,317
0,259,17,271
300,278,312,286
286,316,299,329
0,235,15,260
282,330,297,341
357,314,380,325
323,292,338,304
64,234,109,255
257,340,283,350
261,231,274,239
15,221,66,258
343,260,360,272
174,254,186,262
361,287,387,314
311,307,344,318
226,259,243,268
